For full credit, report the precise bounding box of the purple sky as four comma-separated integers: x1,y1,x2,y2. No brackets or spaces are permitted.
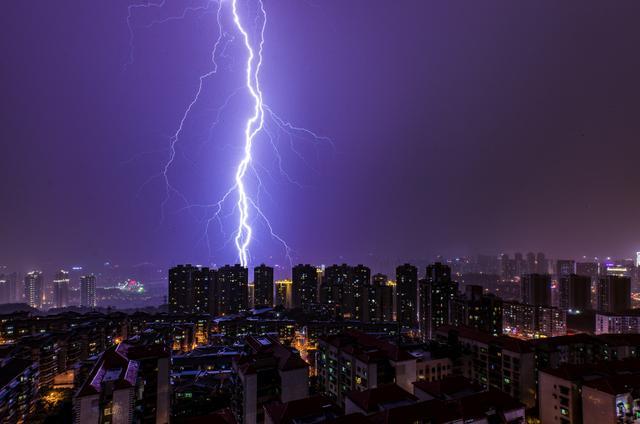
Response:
2,0,640,271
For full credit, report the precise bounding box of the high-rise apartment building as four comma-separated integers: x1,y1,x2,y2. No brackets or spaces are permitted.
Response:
576,262,599,280
558,274,591,312
451,285,503,336
253,264,274,308
216,264,249,315
275,279,292,309
556,260,576,278
321,264,353,318
521,273,551,306
291,264,318,308
53,270,70,309
597,275,631,313
0,272,17,304
365,273,393,322
419,262,457,340
349,264,370,320
80,274,97,308
168,265,217,315
24,271,43,309
396,263,418,329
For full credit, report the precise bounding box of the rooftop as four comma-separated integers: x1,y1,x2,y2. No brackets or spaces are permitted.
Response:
264,395,341,424
436,326,534,354
234,335,308,375
76,345,139,397
413,375,484,400
319,330,413,363
346,384,417,413
369,389,523,424
541,358,640,382
583,373,640,395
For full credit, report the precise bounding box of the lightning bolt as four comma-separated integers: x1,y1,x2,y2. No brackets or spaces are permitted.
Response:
127,0,331,268
229,0,265,267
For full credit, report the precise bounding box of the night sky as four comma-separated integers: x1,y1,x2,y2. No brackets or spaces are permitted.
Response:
2,1,640,271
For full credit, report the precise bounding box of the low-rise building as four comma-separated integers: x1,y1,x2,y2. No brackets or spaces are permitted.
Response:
264,395,341,424
596,309,640,335
345,384,417,416
582,374,640,424
503,301,567,338
0,357,38,423
74,345,140,424
412,375,484,401
231,335,309,424
316,331,416,406
435,326,536,408
538,359,640,424
368,389,525,424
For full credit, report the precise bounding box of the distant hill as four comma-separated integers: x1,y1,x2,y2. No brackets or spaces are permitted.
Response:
0,303,37,314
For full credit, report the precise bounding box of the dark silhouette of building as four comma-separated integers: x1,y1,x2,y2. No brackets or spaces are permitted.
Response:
321,264,353,318
597,275,631,313
396,263,418,329
217,264,248,315
0,272,17,304
365,273,393,322
253,264,274,308
168,265,217,315
514,252,524,277
500,254,516,281
526,252,536,275
536,252,548,274
292,264,318,308
556,260,576,278
420,262,458,340
558,274,591,312
349,265,370,320
576,262,599,280
80,274,96,308
521,274,551,306
53,270,70,309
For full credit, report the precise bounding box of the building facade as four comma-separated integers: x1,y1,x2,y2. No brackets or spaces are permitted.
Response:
291,264,318,308
53,269,70,309
420,263,458,340
597,275,631,313
80,274,97,308
24,271,43,309
396,263,418,329
253,264,274,308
